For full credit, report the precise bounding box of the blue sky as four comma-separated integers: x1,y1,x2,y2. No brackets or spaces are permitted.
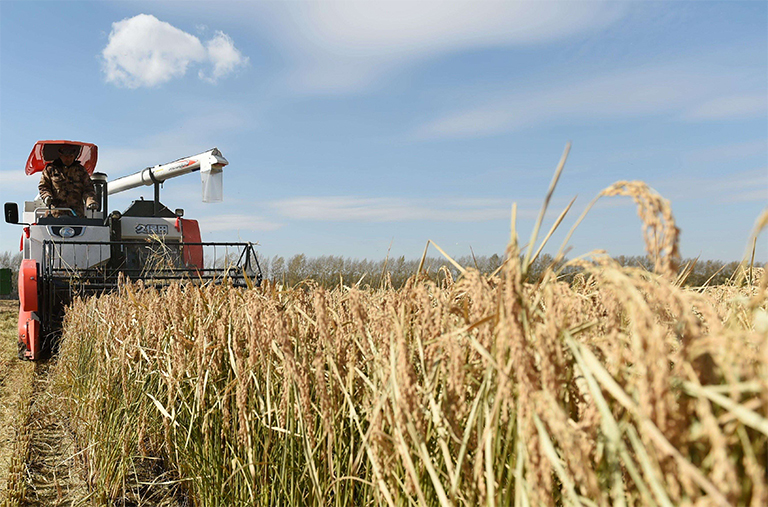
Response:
1,1,766,263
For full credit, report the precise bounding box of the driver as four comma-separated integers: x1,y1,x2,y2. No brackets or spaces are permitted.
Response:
38,144,98,217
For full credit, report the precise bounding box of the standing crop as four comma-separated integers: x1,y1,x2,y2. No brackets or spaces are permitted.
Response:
52,156,768,505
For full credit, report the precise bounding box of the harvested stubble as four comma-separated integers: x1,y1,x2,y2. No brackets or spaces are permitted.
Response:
51,185,767,507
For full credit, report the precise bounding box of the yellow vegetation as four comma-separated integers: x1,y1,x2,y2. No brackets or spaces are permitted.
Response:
53,239,767,506
50,149,768,505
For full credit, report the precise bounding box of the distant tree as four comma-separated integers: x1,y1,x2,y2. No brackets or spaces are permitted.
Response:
244,250,750,290
256,254,270,280
286,254,308,286
0,251,22,269
0,251,22,298
271,256,285,284
526,253,556,282
488,253,502,273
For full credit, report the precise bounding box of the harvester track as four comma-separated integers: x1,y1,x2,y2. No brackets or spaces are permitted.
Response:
1,317,188,506
20,361,89,506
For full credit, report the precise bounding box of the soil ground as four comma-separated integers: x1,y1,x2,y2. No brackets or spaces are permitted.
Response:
0,301,185,507
0,301,89,506
0,299,34,505
20,361,90,506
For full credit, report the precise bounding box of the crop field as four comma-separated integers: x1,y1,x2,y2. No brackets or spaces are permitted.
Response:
1,177,767,506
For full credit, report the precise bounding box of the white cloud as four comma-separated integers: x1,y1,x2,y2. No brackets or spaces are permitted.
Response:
270,1,628,94
417,60,766,138
0,170,32,186
270,196,540,222
198,214,283,233
0,170,37,198
684,94,768,121
102,14,248,88
199,32,249,83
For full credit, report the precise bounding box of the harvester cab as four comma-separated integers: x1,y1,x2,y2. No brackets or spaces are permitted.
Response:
5,140,262,360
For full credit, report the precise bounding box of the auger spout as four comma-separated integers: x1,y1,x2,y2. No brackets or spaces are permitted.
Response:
107,148,227,203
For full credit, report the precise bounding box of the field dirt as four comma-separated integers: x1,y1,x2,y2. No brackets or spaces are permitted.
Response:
21,362,90,506
0,300,185,507
0,299,34,505
0,300,89,506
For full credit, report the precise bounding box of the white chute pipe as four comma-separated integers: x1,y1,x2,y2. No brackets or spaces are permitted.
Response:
107,148,228,199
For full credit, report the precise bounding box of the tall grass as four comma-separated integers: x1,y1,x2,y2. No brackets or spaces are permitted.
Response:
52,177,768,506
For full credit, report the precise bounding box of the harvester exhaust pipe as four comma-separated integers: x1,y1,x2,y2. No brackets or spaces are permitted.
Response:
91,172,108,221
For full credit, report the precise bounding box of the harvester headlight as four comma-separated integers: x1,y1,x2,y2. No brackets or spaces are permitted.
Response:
60,227,76,238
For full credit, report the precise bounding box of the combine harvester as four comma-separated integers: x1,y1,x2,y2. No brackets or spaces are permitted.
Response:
4,140,261,360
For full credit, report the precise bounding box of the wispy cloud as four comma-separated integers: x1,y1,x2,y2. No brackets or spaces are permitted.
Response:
0,170,32,186
98,111,247,177
269,1,627,94
198,214,283,233
417,60,766,139
102,14,248,88
0,171,36,197
721,188,768,204
270,196,543,222
653,167,768,204
684,94,768,121
684,139,767,165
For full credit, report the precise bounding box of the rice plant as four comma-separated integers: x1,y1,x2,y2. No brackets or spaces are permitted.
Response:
51,158,768,505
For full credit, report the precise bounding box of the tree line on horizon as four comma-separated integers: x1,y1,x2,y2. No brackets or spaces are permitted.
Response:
257,252,748,289
0,250,755,299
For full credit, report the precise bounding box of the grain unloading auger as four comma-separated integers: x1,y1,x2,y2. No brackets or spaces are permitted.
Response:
4,140,262,360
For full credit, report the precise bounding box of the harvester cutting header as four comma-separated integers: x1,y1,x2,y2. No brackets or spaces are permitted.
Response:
5,140,261,360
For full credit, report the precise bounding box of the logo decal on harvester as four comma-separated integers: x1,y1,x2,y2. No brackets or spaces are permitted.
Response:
135,224,169,235
162,160,195,172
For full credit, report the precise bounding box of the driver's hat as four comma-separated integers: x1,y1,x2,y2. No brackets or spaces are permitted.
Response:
59,145,79,156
